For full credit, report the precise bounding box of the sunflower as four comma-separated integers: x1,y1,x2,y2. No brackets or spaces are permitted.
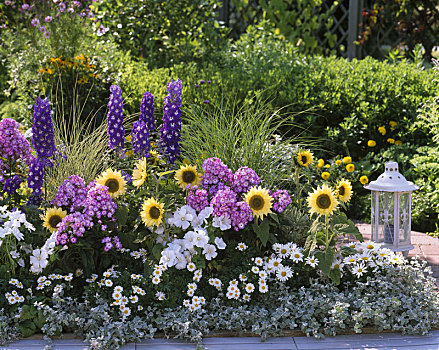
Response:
336,179,352,203
346,164,355,173
367,140,376,147
297,151,313,167
96,169,126,199
133,158,148,188
307,184,338,216
321,172,330,180
175,165,201,189
316,159,324,169
141,197,164,227
146,150,159,166
360,175,369,185
42,207,67,233
342,156,352,164
244,186,273,219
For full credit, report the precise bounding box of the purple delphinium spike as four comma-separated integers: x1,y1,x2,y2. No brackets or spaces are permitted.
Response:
160,79,182,164
27,158,44,205
106,85,125,152
131,119,150,157
32,97,56,165
3,175,21,195
140,91,155,130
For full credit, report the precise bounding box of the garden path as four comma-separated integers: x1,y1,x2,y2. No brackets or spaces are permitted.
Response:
4,331,439,349
355,223,439,286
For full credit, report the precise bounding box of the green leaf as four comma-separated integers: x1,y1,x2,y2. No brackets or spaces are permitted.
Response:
329,268,341,285
20,305,34,321
115,205,128,228
314,249,335,276
19,320,36,338
34,311,46,330
252,219,270,246
152,244,163,260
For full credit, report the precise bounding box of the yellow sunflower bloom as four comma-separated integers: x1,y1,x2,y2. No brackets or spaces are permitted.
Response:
321,172,330,180
316,159,324,169
367,140,376,147
378,126,386,135
336,160,342,166
132,158,148,188
297,151,313,167
146,150,159,166
346,164,355,173
96,169,126,199
342,156,352,164
141,197,164,227
42,207,67,233
387,138,395,144
360,175,369,185
175,165,201,189
244,186,273,219
336,179,352,203
389,121,397,128
307,184,339,216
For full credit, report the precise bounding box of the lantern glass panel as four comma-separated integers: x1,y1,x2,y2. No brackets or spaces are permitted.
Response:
378,191,394,245
398,192,410,246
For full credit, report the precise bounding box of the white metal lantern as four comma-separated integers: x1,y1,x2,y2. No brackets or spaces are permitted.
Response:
364,161,418,253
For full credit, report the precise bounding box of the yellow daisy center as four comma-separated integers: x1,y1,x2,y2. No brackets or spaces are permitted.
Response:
367,245,374,249
280,248,287,255
281,271,287,277
316,194,331,209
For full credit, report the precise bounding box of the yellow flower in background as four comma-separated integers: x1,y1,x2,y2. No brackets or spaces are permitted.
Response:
346,164,355,173
133,158,148,188
147,150,159,166
378,126,386,135
307,184,339,216
42,207,67,233
325,164,330,168
175,165,201,189
316,159,324,169
141,198,164,227
297,150,313,167
395,140,402,145
389,121,398,127
244,186,273,219
96,169,127,199
367,140,376,147
336,160,342,166
46,68,54,74
360,176,369,185
125,134,132,143
125,150,133,158
342,156,352,164
387,138,395,144
336,179,353,203
321,172,330,180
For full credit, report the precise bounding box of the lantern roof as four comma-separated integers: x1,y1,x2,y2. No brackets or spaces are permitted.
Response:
364,161,419,192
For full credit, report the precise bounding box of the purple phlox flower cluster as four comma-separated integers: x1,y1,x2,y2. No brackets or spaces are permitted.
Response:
160,79,182,164
272,190,292,213
32,97,56,165
56,183,117,246
231,201,253,231
121,170,132,185
140,91,155,130
56,211,93,245
131,119,150,157
186,185,209,212
201,157,233,197
211,187,237,218
102,236,123,252
27,158,44,204
0,118,33,167
3,175,21,195
107,85,125,152
52,175,87,211
232,166,260,194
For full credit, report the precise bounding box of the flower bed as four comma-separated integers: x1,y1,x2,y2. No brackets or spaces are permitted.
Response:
0,79,438,349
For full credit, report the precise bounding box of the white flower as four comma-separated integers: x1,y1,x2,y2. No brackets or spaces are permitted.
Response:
290,249,304,263
276,266,293,281
191,206,213,228
214,237,226,250
245,283,255,293
267,257,283,271
361,240,380,252
160,248,177,267
277,244,290,259
352,263,367,277
172,206,194,230
105,279,113,287
239,273,247,281
174,252,188,270
183,231,197,250
305,255,319,268
152,276,161,285
212,215,232,231
254,257,264,266
236,242,247,251
10,250,20,259
251,266,260,274
194,229,209,248
259,283,268,293
344,255,358,265
203,244,217,260
187,262,196,272
156,291,166,300
29,249,49,274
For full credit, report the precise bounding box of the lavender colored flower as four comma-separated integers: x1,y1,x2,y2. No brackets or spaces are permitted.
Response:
211,187,237,219
200,80,205,84
31,18,40,26
186,185,209,212
272,189,292,213
44,16,53,22
32,97,56,164
160,79,182,164
0,118,33,168
203,100,210,104
52,175,88,211
106,85,125,152
231,201,253,231
201,157,233,197
59,3,66,12
131,119,150,157
102,236,122,252
140,91,155,130
82,183,117,223
22,4,29,10
27,158,44,205
43,31,50,39
39,26,46,32
3,175,21,195
56,211,93,245
232,166,260,194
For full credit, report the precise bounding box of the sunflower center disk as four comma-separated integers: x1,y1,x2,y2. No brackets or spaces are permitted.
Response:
182,170,196,183
149,206,161,219
301,155,308,164
339,186,345,196
250,195,264,210
49,215,62,228
317,194,331,209
105,179,120,193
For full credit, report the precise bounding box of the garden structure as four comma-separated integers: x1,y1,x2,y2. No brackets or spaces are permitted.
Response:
1,1,439,350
